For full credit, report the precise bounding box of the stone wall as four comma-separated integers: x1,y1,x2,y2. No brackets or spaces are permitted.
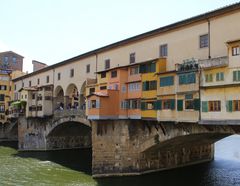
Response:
92,120,237,177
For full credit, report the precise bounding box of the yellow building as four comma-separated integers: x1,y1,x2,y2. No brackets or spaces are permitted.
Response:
141,58,166,120
200,40,240,124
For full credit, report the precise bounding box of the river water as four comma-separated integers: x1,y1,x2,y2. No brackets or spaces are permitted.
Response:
0,135,240,186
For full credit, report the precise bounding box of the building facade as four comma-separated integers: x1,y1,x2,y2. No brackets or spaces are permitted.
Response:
0,51,24,71
11,3,240,124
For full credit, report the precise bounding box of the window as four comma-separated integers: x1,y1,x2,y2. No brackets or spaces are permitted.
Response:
185,94,194,110
14,84,16,90
129,99,140,109
121,85,126,93
22,82,24,87
4,56,8,64
58,73,61,80
111,71,117,78
232,46,240,56
100,86,107,90
205,74,213,82
46,76,49,83
200,34,209,48
25,95,27,99
89,88,95,95
162,100,171,110
12,57,17,64
101,72,106,78
142,81,157,91
45,96,52,100
160,76,174,87
130,53,135,64
233,100,240,111
29,81,31,87
121,100,129,109
0,85,7,90
179,73,196,85
233,71,240,81
37,106,42,111
0,94,5,101
70,69,74,77
209,101,221,112
105,59,110,69
37,94,42,101
139,63,156,73
32,94,36,100
86,64,90,73
216,72,224,81
130,66,139,75
0,105,5,113
36,78,39,85
160,44,168,57
129,82,140,92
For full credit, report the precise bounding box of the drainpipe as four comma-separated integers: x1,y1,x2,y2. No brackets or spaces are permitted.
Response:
207,19,211,59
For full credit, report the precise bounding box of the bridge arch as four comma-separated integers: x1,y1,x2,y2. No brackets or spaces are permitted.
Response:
65,83,79,108
46,119,91,150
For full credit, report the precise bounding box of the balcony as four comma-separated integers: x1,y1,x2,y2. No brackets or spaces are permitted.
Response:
198,56,228,69
54,109,86,119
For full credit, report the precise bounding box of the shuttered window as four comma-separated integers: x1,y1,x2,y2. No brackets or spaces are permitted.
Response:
160,76,174,87
216,72,224,81
179,73,196,85
177,100,183,111
139,63,156,73
233,71,240,81
142,81,157,91
205,74,213,82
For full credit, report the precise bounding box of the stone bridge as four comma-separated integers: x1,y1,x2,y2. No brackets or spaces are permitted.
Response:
0,119,18,141
16,111,240,177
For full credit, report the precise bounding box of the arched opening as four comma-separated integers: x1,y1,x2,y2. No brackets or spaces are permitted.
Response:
54,86,64,110
65,84,79,109
46,121,91,150
79,81,86,110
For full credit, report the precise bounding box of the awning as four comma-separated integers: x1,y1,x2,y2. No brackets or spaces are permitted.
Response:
11,100,27,107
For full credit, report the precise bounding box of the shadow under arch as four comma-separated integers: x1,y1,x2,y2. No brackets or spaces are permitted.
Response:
14,121,92,174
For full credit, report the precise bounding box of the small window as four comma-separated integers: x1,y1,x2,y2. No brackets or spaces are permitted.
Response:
14,84,16,90
101,72,106,78
130,53,135,64
32,94,36,100
233,71,240,81
205,74,213,82
100,86,107,90
37,79,40,85
58,73,61,80
0,94,5,101
200,34,209,48
232,46,240,56
91,100,97,108
209,100,221,112
12,57,17,64
233,100,240,111
29,81,31,87
111,71,117,78
86,64,90,73
216,72,224,81
160,44,168,57
89,88,95,95
4,56,8,64
179,73,196,85
25,95,27,99
160,76,174,87
105,59,110,69
46,76,49,83
121,85,126,93
130,66,139,75
70,69,74,77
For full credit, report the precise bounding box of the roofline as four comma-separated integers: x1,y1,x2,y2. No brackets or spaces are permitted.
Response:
32,60,47,66
13,2,240,82
0,51,24,58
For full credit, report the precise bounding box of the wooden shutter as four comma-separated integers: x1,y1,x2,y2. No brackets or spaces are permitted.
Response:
141,102,146,110
156,100,162,110
170,99,175,110
177,100,183,111
194,99,200,111
202,101,208,112
226,100,233,112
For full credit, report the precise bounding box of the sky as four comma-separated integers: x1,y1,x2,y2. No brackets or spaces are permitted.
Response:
0,0,239,72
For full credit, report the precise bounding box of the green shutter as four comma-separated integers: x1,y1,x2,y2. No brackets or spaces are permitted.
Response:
177,100,183,111
141,102,146,110
170,99,175,110
202,101,208,112
154,101,158,110
220,72,224,81
226,100,233,112
233,71,237,81
142,82,146,91
156,100,162,110
216,73,219,81
194,99,200,111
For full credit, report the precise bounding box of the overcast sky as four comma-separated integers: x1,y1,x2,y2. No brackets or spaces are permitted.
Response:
0,0,239,72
